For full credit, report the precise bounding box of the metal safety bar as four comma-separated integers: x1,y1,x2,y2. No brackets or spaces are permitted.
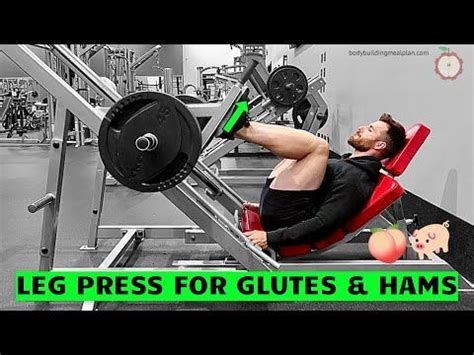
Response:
82,228,142,310
27,193,55,213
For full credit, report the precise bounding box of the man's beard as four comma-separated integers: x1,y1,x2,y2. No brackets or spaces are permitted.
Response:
347,134,373,151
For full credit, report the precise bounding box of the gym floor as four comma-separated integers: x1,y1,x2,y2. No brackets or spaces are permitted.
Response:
1,144,473,311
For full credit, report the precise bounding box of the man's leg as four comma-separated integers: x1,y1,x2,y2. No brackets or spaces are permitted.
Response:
235,122,329,191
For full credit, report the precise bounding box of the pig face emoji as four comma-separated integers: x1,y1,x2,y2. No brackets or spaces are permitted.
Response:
411,221,450,260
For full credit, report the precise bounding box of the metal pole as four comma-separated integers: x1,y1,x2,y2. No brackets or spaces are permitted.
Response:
82,159,107,250
163,68,173,94
44,49,55,141
74,116,80,147
196,66,203,91
38,103,71,270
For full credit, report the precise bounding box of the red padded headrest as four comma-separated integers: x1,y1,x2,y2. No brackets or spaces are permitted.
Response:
382,123,431,176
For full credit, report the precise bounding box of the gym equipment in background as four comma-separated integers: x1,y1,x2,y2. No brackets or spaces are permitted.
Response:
0,88,45,143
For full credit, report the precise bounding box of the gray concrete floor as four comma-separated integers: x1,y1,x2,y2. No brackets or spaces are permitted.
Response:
1,144,473,311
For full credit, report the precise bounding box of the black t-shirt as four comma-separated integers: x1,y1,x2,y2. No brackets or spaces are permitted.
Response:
266,154,382,247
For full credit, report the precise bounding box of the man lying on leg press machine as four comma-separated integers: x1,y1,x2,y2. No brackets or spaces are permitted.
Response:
217,113,406,250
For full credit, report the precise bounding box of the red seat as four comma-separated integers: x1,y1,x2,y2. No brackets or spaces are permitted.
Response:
241,123,431,257
241,203,263,231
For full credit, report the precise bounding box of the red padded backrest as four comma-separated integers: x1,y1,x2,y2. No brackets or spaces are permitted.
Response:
382,123,431,176
344,175,404,233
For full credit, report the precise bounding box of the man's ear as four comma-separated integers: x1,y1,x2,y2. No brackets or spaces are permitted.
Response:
374,141,387,150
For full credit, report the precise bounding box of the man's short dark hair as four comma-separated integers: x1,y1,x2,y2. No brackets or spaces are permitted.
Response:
379,113,406,159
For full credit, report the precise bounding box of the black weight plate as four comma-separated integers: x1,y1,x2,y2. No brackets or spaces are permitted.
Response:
99,91,201,192
267,65,308,107
176,94,206,104
292,98,329,130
